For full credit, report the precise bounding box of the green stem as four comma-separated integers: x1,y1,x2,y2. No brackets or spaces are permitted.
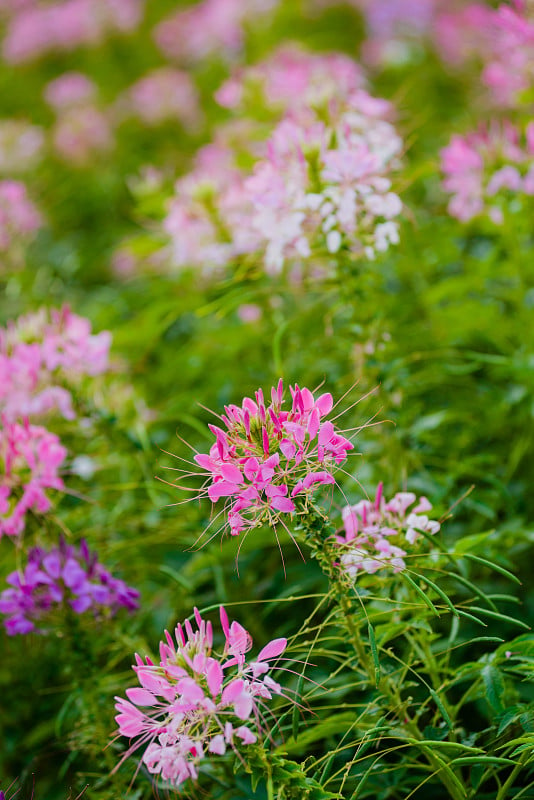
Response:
296,505,467,800
495,751,529,800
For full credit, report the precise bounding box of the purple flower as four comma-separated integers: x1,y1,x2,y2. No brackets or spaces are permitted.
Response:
0,538,140,634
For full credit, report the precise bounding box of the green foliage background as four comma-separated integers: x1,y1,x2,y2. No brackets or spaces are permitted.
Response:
1,1,533,798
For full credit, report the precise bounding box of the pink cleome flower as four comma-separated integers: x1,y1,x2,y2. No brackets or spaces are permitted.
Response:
0,537,139,634
441,120,534,223
0,305,112,422
0,418,66,539
0,180,42,255
3,0,144,64
215,44,367,113
115,606,287,789
191,380,353,537
336,482,440,579
118,67,202,130
153,0,278,64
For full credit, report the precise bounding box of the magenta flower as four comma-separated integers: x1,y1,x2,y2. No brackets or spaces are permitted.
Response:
115,607,287,790
0,419,66,538
0,537,140,635
336,483,440,580
189,381,353,537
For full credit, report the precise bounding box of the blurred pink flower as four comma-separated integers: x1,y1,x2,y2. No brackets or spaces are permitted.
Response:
3,0,143,63
0,419,66,538
441,120,534,223
118,68,202,130
44,72,97,110
52,106,113,165
153,0,278,64
0,305,111,421
0,180,42,254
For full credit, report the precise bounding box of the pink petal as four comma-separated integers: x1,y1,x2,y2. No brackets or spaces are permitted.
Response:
316,393,333,416
206,660,223,697
126,687,156,706
208,480,239,501
270,496,295,513
257,637,287,662
220,463,243,483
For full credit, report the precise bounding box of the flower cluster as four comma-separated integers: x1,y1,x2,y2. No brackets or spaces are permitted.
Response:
215,44,366,113
0,538,140,634
0,305,112,421
336,483,440,579
115,607,286,789
153,0,279,64
161,51,402,274
44,72,113,165
0,120,44,174
441,121,534,223
117,67,202,130
242,94,402,271
2,0,144,64
0,419,66,539
480,1,534,109
192,381,353,537
0,180,42,256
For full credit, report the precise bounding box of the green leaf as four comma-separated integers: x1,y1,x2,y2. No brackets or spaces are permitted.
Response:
482,664,505,713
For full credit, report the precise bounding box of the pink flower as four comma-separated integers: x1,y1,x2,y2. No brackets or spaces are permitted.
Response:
215,44,366,112
441,120,534,223
153,0,278,64
0,305,112,422
117,68,202,130
336,483,440,580
53,106,113,166
0,419,67,538
3,0,143,63
188,381,353,537
0,180,42,255
115,607,287,790
44,72,97,110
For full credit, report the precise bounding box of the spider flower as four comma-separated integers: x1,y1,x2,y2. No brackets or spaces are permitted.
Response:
215,44,366,113
192,381,353,536
0,538,139,634
0,180,42,255
441,120,534,223
0,305,111,421
115,606,286,789
0,419,66,538
336,483,440,579
153,0,278,64
162,87,402,274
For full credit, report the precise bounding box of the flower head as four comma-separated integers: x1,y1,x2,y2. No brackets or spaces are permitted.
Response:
336,483,440,580
0,180,42,256
0,537,140,634
191,380,353,537
115,606,287,789
441,120,534,223
0,419,66,538
0,305,111,422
